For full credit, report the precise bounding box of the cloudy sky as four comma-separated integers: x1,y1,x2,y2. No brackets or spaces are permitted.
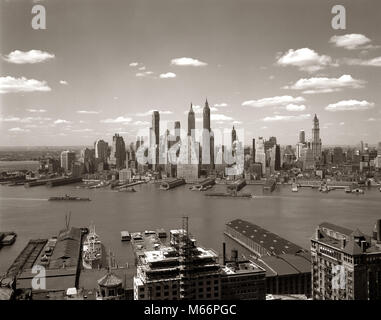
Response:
0,0,380,146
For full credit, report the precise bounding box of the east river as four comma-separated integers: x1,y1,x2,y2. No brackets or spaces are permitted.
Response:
1,177,381,273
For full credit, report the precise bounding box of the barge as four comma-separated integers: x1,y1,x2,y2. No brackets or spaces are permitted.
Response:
205,192,253,198
49,194,91,201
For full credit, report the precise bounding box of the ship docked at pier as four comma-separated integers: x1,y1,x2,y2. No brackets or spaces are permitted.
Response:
82,224,102,269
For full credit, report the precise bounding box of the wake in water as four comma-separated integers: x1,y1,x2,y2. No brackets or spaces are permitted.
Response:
0,197,48,201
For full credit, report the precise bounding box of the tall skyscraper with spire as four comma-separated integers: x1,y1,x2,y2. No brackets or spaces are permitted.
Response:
231,126,237,145
311,114,322,161
202,99,214,170
152,111,160,169
188,103,195,140
203,99,211,131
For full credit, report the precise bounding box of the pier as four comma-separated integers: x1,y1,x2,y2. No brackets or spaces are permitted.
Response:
113,180,146,190
191,178,216,191
46,177,82,187
5,239,48,278
160,178,186,190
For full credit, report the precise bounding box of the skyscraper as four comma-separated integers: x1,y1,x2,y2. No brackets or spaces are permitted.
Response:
203,98,211,131
94,139,109,163
252,138,256,162
110,134,126,170
311,114,322,161
231,126,237,145
152,111,160,169
202,99,214,170
60,150,76,172
174,121,181,143
187,103,195,140
255,137,266,175
299,130,305,144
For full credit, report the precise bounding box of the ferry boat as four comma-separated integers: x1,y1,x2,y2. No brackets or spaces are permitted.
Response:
82,224,102,269
120,231,131,241
0,232,17,246
49,194,91,201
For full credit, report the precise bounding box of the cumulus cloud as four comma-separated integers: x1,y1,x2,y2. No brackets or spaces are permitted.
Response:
27,108,47,113
133,120,150,126
76,110,100,114
170,57,207,67
3,50,54,64
136,71,155,78
330,34,379,50
242,95,305,108
262,114,311,122
72,128,93,132
136,110,173,117
54,119,72,124
276,48,336,72
285,104,306,111
159,72,176,79
0,76,51,94
325,100,375,112
283,74,366,94
100,116,132,123
342,57,381,67
0,116,51,123
214,103,228,108
8,127,30,132
211,114,233,121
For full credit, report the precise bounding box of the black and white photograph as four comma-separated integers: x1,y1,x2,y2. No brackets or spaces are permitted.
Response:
1,0,381,309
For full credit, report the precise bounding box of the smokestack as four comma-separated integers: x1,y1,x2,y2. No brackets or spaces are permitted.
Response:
231,249,238,269
341,238,346,249
222,242,226,265
377,220,381,243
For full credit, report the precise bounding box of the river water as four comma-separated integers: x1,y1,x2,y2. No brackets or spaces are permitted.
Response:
1,180,380,273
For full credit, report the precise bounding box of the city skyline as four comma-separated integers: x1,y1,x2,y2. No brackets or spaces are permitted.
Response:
1,0,381,147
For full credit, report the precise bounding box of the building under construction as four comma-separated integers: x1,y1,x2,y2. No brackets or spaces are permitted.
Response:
133,217,266,300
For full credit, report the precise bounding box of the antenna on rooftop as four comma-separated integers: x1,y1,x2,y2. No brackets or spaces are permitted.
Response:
65,211,71,230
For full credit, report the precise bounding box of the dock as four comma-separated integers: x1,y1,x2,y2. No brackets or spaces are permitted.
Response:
46,177,82,187
160,178,186,190
113,180,146,190
24,180,49,187
5,239,48,278
191,178,215,191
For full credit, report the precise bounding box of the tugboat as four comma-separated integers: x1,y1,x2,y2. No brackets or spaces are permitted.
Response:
344,187,352,193
49,194,91,201
82,223,102,269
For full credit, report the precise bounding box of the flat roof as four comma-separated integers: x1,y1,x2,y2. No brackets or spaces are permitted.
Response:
252,252,311,277
319,222,353,236
226,219,305,256
222,261,264,275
